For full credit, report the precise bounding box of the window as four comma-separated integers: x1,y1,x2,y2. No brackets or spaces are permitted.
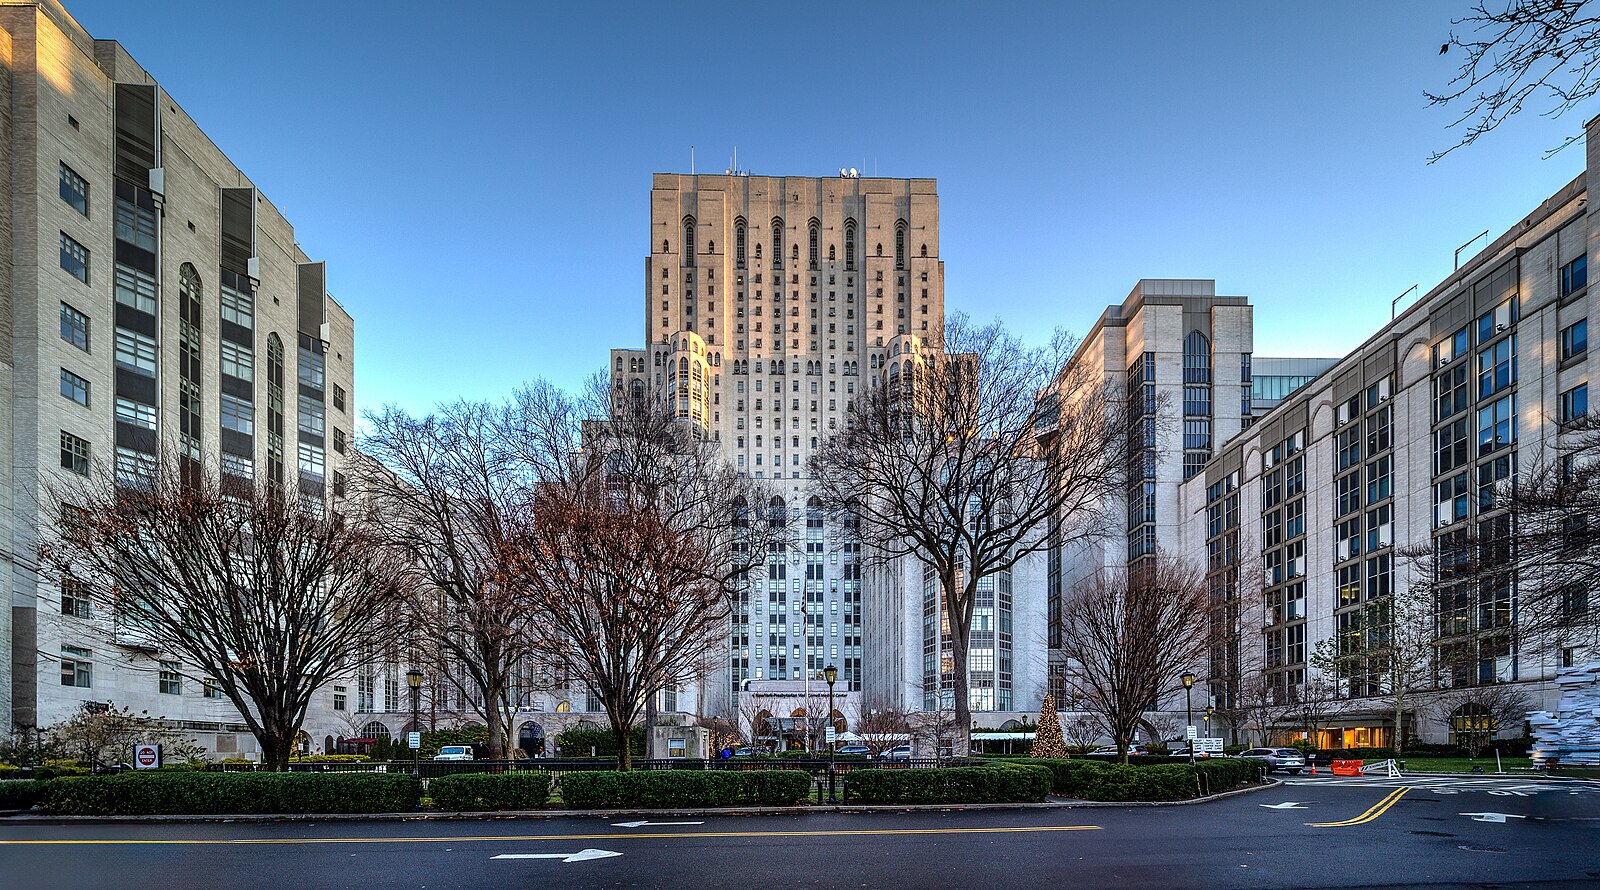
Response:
1561,319,1588,362
332,383,345,411
1561,384,1588,424
116,446,156,486
298,347,326,389
60,302,90,350
159,661,182,695
114,195,157,252
1434,364,1468,421
60,369,89,406
220,341,254,381
60,646,92,687
61,577,92,619
60,431,89,475
221,394,254,435
220,282,254,329
298,394,325,436
116,397,157,430
114,329,157,375
1477,395,1516,454
59,232,89,282
59,162,88,215
298,442,325,479
1477,335,1516,398
203,678,225,699
333,685,347,711
1561,254,1588,296
333,427,347,454
113,264,157,314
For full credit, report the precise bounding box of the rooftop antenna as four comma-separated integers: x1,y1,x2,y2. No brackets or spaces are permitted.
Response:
691,145,695,175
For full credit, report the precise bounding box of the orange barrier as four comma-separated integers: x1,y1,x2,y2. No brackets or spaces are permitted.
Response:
1330,759,1365,776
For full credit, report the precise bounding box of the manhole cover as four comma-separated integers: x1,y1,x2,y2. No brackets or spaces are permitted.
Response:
1410,830,1457,837
1457,844,1507,854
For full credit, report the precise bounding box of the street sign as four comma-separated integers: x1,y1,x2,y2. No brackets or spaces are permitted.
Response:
825,726,837,743
407,731,421,750
1185,725,1197,740
1194,737,1224,753
133,744,160,769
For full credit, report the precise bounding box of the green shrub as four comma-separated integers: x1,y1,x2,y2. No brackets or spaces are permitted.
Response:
0,780,47,811
290,754,371,763
0,763,21,776
430,772,552,810
845,764,1051,805
555,725,645,759
1071,763,1197,802
560,769,811,808
1192,759,1262,794
43,772,421,816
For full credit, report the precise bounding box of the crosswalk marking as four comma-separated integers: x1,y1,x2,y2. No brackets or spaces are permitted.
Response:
1284,774,1599,796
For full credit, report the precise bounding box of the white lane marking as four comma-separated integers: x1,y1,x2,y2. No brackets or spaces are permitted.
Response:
492,849,623,862
1259,802,1308,809
1460,812,1527,823
611,820,706,828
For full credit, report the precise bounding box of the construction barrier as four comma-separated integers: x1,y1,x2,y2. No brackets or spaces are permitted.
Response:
1330,759,1365,776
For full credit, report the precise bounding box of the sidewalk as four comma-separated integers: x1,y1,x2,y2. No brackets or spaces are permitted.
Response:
0,778,1278,825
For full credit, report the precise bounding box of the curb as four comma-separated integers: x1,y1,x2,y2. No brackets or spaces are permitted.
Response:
0,779,1281,825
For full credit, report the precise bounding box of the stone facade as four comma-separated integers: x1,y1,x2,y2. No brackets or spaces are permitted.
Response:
0,0,356,758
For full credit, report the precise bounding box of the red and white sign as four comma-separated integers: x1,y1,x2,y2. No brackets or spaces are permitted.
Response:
134,744,160,769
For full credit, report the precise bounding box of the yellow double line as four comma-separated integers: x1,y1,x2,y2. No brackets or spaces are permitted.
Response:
1306,786,1411,828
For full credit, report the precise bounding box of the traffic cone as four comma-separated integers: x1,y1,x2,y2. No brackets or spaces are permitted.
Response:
1309,759,1317,776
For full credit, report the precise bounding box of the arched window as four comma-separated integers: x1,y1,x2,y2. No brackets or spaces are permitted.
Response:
876,243,883,257
768,495,786,528
361,721,391,740
682,217,696,267
266,333,285,487
1183,331,1212,384
920,243,928,257
828,244,836,262
707,239,715,254
895,220,907,269
756,242,762,259
663,239,670,254
844,221,856,269
771,219,784,269
806,496,824,531
808,219,820,270
735,218,747,268
178,264,204,462
731,496,749,527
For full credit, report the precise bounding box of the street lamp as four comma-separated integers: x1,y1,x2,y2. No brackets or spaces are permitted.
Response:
1302,706,1313,749
1204,705,1215,745
1180,671,1196,764
824,664,838,804
406,669,424,779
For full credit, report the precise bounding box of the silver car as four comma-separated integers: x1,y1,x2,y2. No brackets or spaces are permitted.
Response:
1238,747,1305,774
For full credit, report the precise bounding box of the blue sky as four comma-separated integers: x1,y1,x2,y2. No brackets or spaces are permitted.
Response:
64,1,1590,417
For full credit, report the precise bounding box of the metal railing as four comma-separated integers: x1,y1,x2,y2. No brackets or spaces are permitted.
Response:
208,756,969,782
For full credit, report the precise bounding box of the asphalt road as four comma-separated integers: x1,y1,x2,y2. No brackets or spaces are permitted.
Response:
2,773,1598,889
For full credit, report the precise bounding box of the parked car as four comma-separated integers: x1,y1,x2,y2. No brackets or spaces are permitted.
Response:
834,745,873,757
1237,747,1306,774
1167,747,1223,760
1086,745,1148,758
731,746,773,758
880,744,912,762
432,745,475,762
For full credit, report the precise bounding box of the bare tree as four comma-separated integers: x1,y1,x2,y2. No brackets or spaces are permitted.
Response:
1430,684,1536,756
47,703,208,769
854,705,912,755
1293,677,1349,750
1062,712,1105,748
1057,557,1211,763
502,378,785,769
1428,0,1600,161
1310,577,1439,755
1233,676,1305,747
41,454,406,770
812,315,1132,754
910,708,961,764
735,696,774,751
354,400,546,760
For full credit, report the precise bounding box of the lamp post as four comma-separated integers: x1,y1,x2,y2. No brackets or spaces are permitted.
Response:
1204,705,1215,747
1302,706,1313,748
406,669,423,780
1180,671,1196,764
824,664,838,804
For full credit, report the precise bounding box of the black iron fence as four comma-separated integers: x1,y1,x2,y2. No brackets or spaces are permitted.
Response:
209,757,968,783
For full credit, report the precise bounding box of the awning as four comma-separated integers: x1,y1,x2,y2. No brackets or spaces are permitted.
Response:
973,732,1035,741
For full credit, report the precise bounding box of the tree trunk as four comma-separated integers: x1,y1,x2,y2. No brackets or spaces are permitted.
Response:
644,693,659,760
261,728,295,772
1393,691,1405,756
610,709,633,771
949,628,971,759
485,684,507,761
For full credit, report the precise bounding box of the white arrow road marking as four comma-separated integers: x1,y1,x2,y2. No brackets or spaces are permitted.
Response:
1260,802,1308,809
611,820,706,828
492,849,623,862
1460,812,1527,823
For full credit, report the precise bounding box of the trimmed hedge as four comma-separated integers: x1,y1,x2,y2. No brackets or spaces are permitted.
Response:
430,772,552,811
1193,759,1263,795
561,769,813,808
845,764,1051,805
42,772,421,816
0,779,47,811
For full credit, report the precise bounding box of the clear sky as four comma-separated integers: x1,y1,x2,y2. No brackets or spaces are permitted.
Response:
62,0,1591,417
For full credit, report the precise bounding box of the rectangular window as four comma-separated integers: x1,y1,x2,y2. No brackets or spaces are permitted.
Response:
59,232,89,282
115,446,156,485
59,162,89,215
115,397,157,430
113,264,158,314
1477,335,1516,399
159,661,182,695
333,685,347,711
114,329,157,375
60,431,89,475
60,646,93,687
1561,254,1588,296
298,442,325,479
61,577,92,618
60,368,90,406
114,195,157,252
1477,395,1517,454
332,427,347,454
203,678,224,699
60,302,89,350
221,452,254,479
221,394,254,435
298,348,326,389
220,341,254,381
1561,384,1588,424
1562,319,1588,362
297,394,325,436
220,283,254,329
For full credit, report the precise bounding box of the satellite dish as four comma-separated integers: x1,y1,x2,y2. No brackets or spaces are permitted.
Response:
849,167,858,177
840,168,848,176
